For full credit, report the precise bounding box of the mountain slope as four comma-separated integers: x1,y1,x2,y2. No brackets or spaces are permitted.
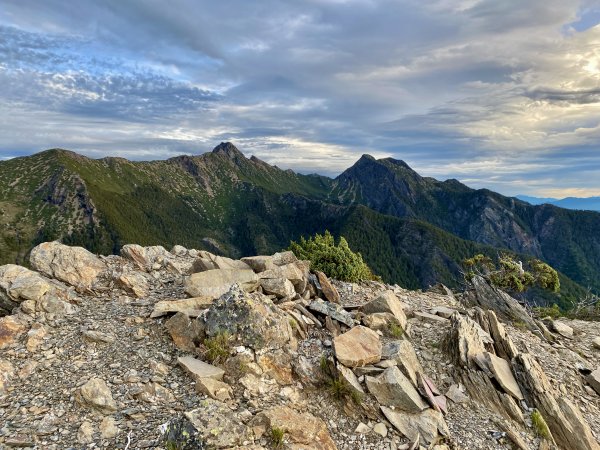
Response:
333,155,600,293
0,143,595,307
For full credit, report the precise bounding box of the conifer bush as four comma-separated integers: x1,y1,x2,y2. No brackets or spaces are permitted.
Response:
288,230,375,282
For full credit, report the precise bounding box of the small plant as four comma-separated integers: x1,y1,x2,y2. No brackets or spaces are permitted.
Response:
326,377,350,400
388,322,404,338
531,409,551,440
203,331,231,364
288,230,376,282
271,427,285,449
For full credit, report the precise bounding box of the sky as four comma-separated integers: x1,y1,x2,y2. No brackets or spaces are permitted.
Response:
1,1,600,197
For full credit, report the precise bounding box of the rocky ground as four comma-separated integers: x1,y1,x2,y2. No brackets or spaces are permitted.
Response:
0,242,598,449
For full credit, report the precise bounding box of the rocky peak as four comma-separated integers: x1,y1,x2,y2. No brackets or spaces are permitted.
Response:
211,142,246,160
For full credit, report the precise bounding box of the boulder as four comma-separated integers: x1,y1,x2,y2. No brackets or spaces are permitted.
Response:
178,356,225,381
334,326,382,368
550,320,574,339
240,255,275,273
381,406,449,445
78,378,117,414
185,399,252,448
204,285,295,351
272,251,298,266
121,244,171,270
361,291,407,331
165,312,205,351
260,277,295,299
586,368,600,395
315,271,341,304
366,366,428,412
170,245,188,256
337,363,365,396
30,241,106,288
150,296,213,318
117,271,150,298
184,269,259,298
251,405,337,450
381,340,424,387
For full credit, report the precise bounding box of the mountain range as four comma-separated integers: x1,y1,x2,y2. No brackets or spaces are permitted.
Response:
517,195,600,212
2,142,599,308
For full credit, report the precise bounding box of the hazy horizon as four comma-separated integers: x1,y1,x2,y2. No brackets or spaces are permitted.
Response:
1,1,600,197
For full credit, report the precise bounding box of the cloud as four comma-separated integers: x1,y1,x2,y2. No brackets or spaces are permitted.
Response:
0,1,599,197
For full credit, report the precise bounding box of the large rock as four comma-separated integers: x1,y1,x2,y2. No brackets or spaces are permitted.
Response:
78,378,117,414
476,352,523,400
121,244,171,270
184,269,259,298
150,296,213,318
462,275,536,329
334,326,382,368
586,368,600,395
196,251,251,271
444,313,494,369
381,406,449,445
178,356,225,381
308,299,354,327
241,255,275,273
361,290,407,331
260,277,295,299
204,285,295,351
165,313,205,352
185,399,252,448
251,405,337,450
382,340,424,387
117,271,150,298
30,242,106,288
366,366,428,412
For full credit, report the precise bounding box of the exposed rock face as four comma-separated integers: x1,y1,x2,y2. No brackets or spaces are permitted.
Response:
184,269,259,298
30,241,106,289
205,285,295,351
514,353,600,450
476,351,523,400
334,326,382,368
445,313,494,369
462,275,536,329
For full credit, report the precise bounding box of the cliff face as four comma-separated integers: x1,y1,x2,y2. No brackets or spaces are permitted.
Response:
0,241,598,449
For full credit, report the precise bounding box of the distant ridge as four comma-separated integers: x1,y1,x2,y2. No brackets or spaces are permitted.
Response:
1,142,599,309
517,194,600,212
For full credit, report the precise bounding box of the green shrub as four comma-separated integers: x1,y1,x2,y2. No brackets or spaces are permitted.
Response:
533,303,562,319
270,427,285,449
531,409,551,440
203,332,231,364
289,230,375,282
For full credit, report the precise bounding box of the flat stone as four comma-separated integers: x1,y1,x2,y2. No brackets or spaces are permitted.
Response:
366,366,428,412
150,296,213,318
334,325,382,368
82,330,115,344
178,356,225,381
361,290,407,330
308,299,354,327
593,337,600,350
184,269,259,298
381,406,449,445
446,384,469,404
355,422,371,434
479,351,523,400
551,320,574,338
373,422,388,437
430,306,456,319
117,271,149,298
414,311,449,323
337,363,365,395
315,271,341,304
195,377,232,401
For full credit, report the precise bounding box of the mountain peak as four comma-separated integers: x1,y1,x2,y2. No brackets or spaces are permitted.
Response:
212,142,245,159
